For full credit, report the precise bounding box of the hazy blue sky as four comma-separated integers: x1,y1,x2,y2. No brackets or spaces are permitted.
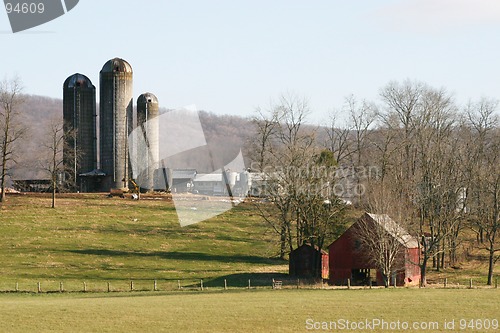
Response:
1,0,500,123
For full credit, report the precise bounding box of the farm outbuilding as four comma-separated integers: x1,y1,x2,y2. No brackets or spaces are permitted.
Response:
289,244,329,280
328,213,420,287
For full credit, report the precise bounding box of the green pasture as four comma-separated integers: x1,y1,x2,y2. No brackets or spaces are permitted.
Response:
0,194,287,291
0,289,498,332
0,194,499,332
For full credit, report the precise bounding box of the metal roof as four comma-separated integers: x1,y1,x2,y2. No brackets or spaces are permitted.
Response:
193,173,223,182
291,243,328,255
79,169,106,177
172,169,197,180
64,73,94,89
365,213,419,248
137,93,158,105
101,58,133,73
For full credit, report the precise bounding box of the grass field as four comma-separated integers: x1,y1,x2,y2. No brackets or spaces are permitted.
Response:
0,289,499,332
0,194,499,332
0,194,288,291
0,193,498,289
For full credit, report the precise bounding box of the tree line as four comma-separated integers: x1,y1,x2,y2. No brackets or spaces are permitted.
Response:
1,76,498,286
249,81,499,286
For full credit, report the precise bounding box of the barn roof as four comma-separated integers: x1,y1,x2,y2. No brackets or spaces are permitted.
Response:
79,169,106,177
291,243,328,255
365,213,419,248
194,173,222,182
172,169,197,180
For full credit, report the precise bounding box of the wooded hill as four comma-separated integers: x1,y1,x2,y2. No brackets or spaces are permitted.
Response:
10,95,255,180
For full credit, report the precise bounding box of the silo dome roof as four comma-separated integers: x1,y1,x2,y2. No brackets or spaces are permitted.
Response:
101,58,133,73
64,73,94,89
137,93,158,104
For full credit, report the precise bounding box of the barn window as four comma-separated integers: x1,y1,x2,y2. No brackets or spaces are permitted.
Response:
352,269,370,285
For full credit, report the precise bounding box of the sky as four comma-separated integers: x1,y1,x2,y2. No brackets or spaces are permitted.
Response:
1,0,500,124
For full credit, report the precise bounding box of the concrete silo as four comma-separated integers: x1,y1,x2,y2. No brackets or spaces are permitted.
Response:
99,58,133,191
136,93,159,191
63,73,97,191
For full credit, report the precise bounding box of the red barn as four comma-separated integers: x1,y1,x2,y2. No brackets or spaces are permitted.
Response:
328,213,420,287
289,244,329,279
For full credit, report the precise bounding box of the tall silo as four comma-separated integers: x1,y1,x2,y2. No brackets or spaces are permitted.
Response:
136,93,159,191
63,73,97,191
99,58,133,191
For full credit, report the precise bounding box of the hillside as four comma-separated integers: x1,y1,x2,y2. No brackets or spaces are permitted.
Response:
0,194,496,292
11,95,256,180
0,194,287,291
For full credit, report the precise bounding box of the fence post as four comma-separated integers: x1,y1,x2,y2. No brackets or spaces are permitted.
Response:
469,278,473,289
83,282,87,292
248,279,251,289
369,280,372,289
154,280,158,292
107,282,111,292
224,279,227,290
60,282,64,293
15,282,18,292
444,278,447,288
130,281,134,291
178,280,181,290
347,279,351,290
200,279,204,291
37,282,41,293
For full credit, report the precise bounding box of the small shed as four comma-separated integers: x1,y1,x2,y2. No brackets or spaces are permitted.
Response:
79,169,107,192
289,244,329,280
328,213,420,287
171,169,197,193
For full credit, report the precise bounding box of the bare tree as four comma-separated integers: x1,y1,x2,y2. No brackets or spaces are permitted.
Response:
41,121,64,208
293,150,346,245
355,214,409,288
248,81,497,283
254,93,315,258
377,81,466,286
345,95,376,166
39,119,79,208
414,87,464,279
472,135,500,285
364,126,399,215
253,93,346,262
324,96,375,166
379,80,425,182
325,111,351,165
248,107,277,172
465,99,500,285
0,77,25,202
345,95,376,205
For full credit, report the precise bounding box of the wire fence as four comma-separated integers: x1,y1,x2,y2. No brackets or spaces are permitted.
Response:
0,276,498,294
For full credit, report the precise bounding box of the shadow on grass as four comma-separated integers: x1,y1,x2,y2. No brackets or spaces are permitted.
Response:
204,272,290,287
64,249,284,266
